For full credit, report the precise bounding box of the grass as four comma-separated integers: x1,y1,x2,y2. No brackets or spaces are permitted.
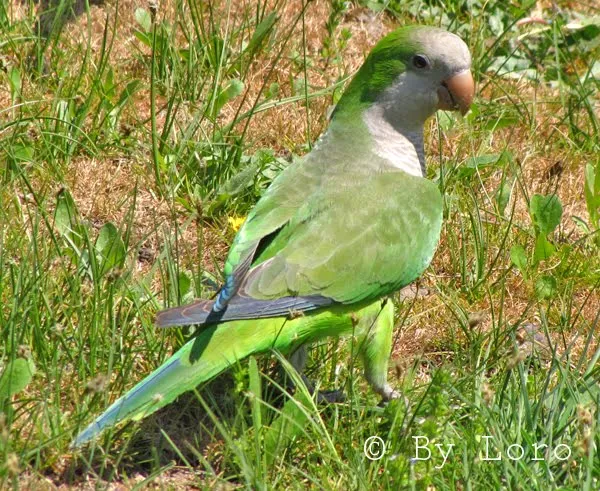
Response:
1,0,599,488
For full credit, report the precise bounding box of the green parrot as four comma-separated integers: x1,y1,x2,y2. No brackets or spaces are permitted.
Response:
72,25,474,447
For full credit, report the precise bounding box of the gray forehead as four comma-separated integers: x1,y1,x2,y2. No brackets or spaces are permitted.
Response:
413,29,472,73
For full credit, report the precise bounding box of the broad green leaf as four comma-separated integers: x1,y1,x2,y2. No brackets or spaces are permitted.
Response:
133,30,152,48
488,8,505,36
565,20,600,49
535,275,557,300
54,188,78,237
218,161,260,197
457,154,501,179
0,358,35,401
533,234,555,264
488,55,537,79
510,244,528,276
530,194,563,236
495,179,512,215
8,143,34,167
135,8,152,32
213,79,244,117
95,222,126,276
5,143,34,182
177,271,191,297
265,82,280,99
103,68,115,99
8,66,21,100
362,0,385,12
95,222,117,252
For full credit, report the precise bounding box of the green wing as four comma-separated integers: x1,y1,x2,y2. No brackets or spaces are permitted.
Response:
221,122,370,290
223,159,323,278
238,170,442,303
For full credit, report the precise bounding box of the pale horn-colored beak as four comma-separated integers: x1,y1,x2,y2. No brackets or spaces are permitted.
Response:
437,69,475,115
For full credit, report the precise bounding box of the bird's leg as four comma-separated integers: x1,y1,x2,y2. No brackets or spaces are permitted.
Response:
286,345,345,403
355,298,402,402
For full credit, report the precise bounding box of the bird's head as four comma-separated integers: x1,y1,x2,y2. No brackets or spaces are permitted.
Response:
335,26,474,126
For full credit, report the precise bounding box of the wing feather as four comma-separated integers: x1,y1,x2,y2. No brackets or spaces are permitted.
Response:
240,171,443,304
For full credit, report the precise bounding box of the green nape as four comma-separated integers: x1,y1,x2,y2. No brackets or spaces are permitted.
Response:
333,25,440,116
72,299,389,447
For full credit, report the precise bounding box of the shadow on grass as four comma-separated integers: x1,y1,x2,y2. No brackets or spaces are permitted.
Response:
60,360,296,487
61,372,238,487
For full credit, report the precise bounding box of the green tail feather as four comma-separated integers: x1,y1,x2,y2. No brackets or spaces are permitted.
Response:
72,300,383,447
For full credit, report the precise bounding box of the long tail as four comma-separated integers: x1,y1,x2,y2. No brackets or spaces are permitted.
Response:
71,300,379,448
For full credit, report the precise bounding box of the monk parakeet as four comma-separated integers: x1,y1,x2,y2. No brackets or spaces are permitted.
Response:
73,25,474,447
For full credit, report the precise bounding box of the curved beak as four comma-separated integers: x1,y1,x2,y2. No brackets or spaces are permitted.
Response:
437,69,475,115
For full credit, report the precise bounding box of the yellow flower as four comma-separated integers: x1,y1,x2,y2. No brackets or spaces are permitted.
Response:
227,215,245,232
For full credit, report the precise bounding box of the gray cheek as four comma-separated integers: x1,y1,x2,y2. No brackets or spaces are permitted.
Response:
415,89,439,114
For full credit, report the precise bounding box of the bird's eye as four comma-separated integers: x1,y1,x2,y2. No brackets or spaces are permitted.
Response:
412,55,430,69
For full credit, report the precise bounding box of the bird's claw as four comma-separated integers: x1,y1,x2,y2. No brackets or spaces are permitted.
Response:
377,386,407,407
